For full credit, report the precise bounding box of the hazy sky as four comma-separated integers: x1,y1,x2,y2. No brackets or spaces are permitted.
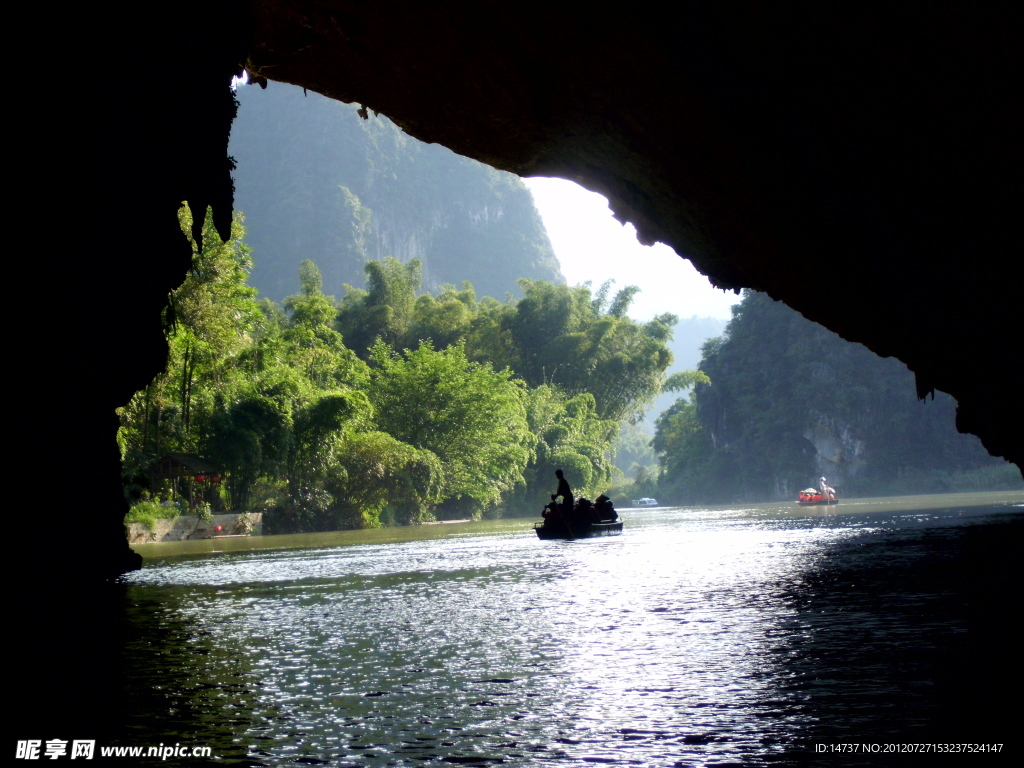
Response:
524,177,739,321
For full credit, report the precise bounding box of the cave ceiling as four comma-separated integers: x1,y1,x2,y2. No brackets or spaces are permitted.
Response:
246,1,1020,467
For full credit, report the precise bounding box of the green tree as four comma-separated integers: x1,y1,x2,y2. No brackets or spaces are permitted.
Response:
336,257,423,355
204,394,291,510
652,397,730,503
501,280,677,422
117,204,262,491
368,340,534,512
259,389,372,528
505,385,619,514
282,260,369,390
324,431,443,527
407,282,478,350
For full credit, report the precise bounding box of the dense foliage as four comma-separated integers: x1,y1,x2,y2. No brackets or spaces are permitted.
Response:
652,291,1021,503
118,208,679,530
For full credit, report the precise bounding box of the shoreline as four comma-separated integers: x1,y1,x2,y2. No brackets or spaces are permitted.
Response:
128,489,1023,563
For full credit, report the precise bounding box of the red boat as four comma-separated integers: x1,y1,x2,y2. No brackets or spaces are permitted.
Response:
797,487,838,505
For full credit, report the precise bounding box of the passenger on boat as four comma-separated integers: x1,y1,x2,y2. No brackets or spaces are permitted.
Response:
573,497,597,524
595,494,618,522
819,476,836,499
555,469,573,513
542,494,561,521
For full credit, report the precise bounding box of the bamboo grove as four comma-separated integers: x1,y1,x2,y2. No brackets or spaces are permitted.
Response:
117,206,681,531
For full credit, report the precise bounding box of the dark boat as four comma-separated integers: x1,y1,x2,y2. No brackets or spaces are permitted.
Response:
534,520,623,539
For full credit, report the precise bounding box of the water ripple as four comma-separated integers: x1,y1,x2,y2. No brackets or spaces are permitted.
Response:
119,497,1023,765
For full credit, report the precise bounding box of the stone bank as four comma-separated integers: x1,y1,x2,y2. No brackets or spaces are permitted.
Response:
126,513,263,544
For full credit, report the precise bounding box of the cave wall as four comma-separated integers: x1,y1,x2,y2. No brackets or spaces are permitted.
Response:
14,1,257,734
14,4,251,588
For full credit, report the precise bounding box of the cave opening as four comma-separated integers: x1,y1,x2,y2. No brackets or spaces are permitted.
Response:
116,75,1019,545
14,2,1020,754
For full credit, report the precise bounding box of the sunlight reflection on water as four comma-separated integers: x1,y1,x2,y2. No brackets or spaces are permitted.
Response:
122,494,1022,766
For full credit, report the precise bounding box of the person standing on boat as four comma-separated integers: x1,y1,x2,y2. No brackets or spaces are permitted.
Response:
555,469,574,513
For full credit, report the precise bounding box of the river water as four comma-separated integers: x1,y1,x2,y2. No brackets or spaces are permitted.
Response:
114,492,1022,766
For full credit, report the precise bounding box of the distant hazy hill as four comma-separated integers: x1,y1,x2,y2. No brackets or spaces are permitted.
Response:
229,83,563,301
638,315,728,431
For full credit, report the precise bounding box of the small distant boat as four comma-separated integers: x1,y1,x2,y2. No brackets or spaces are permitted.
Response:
797,488,838,505
632,497,659,507
534,520,623,540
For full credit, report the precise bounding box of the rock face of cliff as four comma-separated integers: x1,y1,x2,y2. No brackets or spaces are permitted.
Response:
672,292,1014,504
802,419,866,491
230,83,562,301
